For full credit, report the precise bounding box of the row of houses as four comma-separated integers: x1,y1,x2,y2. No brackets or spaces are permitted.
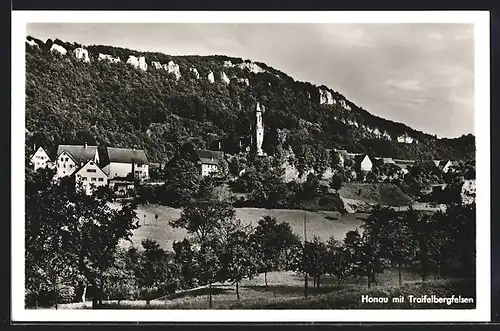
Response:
30,142,458,195
30,144,149,195
30,143,226,195
329,149,456,175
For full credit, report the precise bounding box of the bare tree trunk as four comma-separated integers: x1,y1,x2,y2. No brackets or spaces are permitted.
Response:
53,279,58,310
367,275,371,289
304,273,308,298
398,263,402,287
264,271,268,287
209,282,213,308
313,276,316,288
236,282,240,301
82,283,87,303
317,275,321,288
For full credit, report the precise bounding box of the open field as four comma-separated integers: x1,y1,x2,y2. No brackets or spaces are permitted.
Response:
115,203,367,251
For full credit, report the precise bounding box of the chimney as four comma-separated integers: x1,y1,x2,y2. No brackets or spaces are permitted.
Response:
33,143,36,152
84,142,87,149
218,141,222,150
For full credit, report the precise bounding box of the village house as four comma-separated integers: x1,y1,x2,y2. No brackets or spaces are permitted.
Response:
74,160,108,195
100,147,149,181
55,143,99,178
354,154,373,172
393,159,415,174
381,157,395,165
109,180,135,197
440,160,455,173
192,149,224,177
29,146,51,171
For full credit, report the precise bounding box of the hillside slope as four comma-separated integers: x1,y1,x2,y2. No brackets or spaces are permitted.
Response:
338,183,413,212
25,36,475,162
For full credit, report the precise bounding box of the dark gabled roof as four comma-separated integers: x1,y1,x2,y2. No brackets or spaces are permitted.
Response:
57,144,98,164
193,149,224,165
101,147,149,165
393,159,415,164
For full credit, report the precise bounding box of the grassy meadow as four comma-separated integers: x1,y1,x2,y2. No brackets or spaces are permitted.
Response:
115,203,367,251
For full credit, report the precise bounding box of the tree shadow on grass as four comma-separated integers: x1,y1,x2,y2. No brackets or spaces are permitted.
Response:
324,216,339,221
245,285,335,296
159,286,231,301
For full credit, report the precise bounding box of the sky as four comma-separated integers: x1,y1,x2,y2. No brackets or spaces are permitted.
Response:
27,23,475,138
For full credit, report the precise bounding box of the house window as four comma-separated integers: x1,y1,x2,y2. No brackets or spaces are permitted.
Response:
63,171,66,174
63,164,66,168
82,177,87,181
137,163,143,167
65,157,69,162
86,169,97,173
70,164,73,168
91,178,97,182
98,178,104,182
60,157,64,161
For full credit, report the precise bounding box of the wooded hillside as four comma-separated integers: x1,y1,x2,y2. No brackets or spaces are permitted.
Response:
25,36,475,162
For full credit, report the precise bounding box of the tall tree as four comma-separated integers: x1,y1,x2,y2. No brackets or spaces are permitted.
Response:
406,206,433,282
161,157,201,207
134,239,175,305
25,166,139,309
170,198,236,307
250,216,301,286
217,220,257,300
325,237,352,288
329,174,343,194
380,214,416,287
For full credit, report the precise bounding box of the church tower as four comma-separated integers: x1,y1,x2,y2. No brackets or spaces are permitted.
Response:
255,102,265,156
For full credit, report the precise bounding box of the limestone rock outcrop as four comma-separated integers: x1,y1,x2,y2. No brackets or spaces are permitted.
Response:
190,67,200,79
127,55,148,71
50,44,67,55
319,89,335,105
151,61,162,69
73,48,90,63
26,38,38,48
207,71,215,83
221,72,230,85
165,61,181,80
98,53,121,63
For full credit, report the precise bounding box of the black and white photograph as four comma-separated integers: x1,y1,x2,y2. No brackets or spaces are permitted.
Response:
11,11,490,322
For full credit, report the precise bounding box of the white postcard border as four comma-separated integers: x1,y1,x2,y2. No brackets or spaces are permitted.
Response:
11,10,491,322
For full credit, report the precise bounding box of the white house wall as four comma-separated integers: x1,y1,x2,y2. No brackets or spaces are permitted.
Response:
75,161,108,195
103,162,149,179
56,151,77,178
201,163,218,177
360,157,373,172
30,147,50,171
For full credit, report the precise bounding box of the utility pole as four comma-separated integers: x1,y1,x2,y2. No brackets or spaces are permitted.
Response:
304,209,308,298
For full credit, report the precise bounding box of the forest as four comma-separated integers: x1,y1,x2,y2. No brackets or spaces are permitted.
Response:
25,36,475,163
